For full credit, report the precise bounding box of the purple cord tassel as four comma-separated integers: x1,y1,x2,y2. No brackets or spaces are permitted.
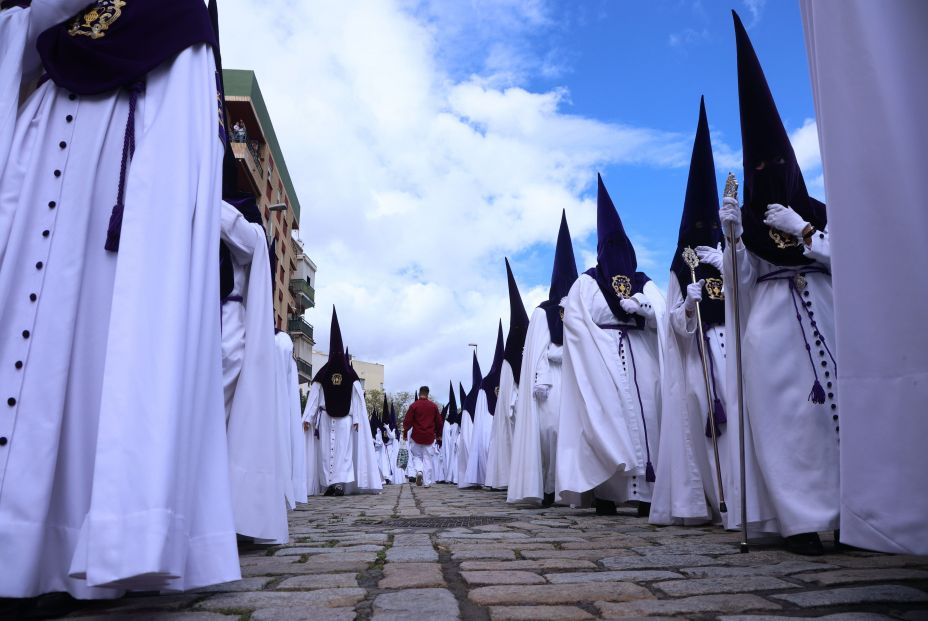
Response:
645,461,656,483
105,82,143,252
705,399,727,438
809,379,826,404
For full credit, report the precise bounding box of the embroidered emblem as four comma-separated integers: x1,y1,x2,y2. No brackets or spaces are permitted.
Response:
611,274,632,299
558,307,565,321
494,386,500,397
68,0,126,39
768,227,802,249
705,277,724,301
331,373,343,386
794,273,807,291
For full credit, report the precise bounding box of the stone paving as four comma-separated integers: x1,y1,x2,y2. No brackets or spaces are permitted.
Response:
12,484,928,620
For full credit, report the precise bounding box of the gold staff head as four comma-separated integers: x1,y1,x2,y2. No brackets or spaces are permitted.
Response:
723,172,739,201
682,246,700,270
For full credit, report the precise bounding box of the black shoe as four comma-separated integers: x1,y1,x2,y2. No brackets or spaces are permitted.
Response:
637,502,651,518
542,492,555,507
594,498,618,516
332,485,345,497
785,532,824,556
323,485,335,496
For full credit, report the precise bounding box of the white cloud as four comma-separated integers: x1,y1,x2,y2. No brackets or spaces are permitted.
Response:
668,28,709,48
742,0,767,27
219,1,696,393
789,118,821,173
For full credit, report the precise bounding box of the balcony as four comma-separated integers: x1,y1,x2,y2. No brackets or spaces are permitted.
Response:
288,317,314,342
230,139,263,190
289,277,315,309
295,358,313,384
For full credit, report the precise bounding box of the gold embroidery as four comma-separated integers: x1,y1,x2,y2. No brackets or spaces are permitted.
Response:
705,277,725,301
494,386,500,397
68,0,126,40
611,274,632,299
558,307,565,321
331,373,343,386
769,227,801,249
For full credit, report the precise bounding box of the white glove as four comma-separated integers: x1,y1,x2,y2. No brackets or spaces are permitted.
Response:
620,297,655,320
695,245,722,270
533,384,550,401
683,280,704,312
719,196,742,239
763,203,808,238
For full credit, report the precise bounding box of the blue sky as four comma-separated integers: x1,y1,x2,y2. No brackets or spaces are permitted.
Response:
221,0,822,392
429,0,820,289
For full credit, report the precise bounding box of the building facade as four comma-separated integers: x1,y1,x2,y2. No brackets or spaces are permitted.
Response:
311,350,385,396
223,69,316,383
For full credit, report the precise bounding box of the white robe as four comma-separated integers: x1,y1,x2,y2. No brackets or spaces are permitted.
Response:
462,390,494,487
455,410,474,488
302,382,382,495
0,25,238,598
0,4,29,180
556,276,667,507
443,422,459,484
275,332,307,507
220,203,288,543
484,362,517,489
723,239,839,537
650,276,774,530
801,0,928,555
507,308,562,504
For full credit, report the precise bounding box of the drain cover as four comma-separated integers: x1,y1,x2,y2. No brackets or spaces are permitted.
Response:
379,516,517,528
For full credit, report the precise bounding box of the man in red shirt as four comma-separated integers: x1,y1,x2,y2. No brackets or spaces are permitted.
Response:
403,386,444,487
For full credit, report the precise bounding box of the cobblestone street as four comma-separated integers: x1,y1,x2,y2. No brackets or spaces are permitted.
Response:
17,484,928,620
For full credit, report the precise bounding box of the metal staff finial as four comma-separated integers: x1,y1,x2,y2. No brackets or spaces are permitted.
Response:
723,172,750,554
681,246,727,517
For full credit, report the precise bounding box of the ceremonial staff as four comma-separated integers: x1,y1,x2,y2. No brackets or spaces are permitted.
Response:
723,172,750,554
681,246,727,517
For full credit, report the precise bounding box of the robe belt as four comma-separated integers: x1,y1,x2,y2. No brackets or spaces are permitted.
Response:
596,323,656,483
756,267,836,404
702,333,727,438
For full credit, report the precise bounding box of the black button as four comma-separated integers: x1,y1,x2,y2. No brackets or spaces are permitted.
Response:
22,330,30,338
835,427,839,433
825,371,831,378
66,115,73,123
816,340,821,346
29,293,37,302
14,361,23,369
833,415,838,421
821,361,827,368
819,350,825,356
42,230,50,238
831,404,837,410
827,382,832,388
819,233,825,239
803,291,810,297
805,301,812,307
828,392,834,399
59,141,67,149
69,93,77,101
0,437,7,446
36,261,43,270
53,170,61,177
7,398,14,407
809,311,814,317
48,201,56,209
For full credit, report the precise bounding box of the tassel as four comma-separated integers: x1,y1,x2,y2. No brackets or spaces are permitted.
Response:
104,203,124,252
705,399,728,438
645,461,656,483
809,379,826,404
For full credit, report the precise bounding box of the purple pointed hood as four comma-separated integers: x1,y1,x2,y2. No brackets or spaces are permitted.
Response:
733,10,826,267
670,97,725,327
586,174,651,325
311,307,359,418
539,210,578,346
503,258,530,384
480,321,505,415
